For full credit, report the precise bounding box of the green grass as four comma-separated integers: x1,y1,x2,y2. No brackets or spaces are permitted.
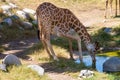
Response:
98,50,120,57
0,45,5,52
0,65,51,80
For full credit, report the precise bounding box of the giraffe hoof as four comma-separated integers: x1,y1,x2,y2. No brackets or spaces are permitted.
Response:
54,57,59,61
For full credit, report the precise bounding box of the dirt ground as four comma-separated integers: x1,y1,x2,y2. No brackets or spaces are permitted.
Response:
1,8,120,80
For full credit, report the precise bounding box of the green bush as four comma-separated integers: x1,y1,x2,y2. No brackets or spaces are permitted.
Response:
112,26,120,35
92,28,113,47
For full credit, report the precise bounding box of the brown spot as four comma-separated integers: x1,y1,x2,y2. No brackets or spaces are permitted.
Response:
74,20,79,25
71,17,74,22
80,35,83,39
78,32,82,35
75,27,80,31
81,30,84,33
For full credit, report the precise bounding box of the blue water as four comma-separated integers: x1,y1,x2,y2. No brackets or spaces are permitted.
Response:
75,56,110,72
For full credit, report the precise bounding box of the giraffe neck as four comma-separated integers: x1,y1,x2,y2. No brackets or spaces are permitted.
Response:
73,22,92,46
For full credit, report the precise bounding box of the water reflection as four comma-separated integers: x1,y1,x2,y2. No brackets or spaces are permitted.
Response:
75,56,110,72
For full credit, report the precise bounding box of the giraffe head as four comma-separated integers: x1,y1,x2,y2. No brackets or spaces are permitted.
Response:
86,41,100,62
87,41,99,52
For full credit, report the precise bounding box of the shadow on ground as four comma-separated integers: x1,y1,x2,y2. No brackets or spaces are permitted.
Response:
39,57,89,73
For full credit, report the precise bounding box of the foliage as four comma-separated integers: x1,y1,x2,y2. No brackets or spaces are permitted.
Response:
92,27,113,47
112,26,120,35
0,45,5,52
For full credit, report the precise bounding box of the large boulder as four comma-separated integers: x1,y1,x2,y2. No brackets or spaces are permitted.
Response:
103,57,120,72
2,54,22,66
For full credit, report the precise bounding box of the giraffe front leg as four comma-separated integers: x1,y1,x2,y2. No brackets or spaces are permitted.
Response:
45,39,59,61
68,39,74,60
41,40,52,58
77,38,83,62
90,52,96,68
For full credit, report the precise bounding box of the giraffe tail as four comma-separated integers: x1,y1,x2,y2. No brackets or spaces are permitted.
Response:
37,30,40,40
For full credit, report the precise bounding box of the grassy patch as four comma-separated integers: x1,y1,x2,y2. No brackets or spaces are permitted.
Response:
0,45,5,52
98,50,120,57
0,65,51,80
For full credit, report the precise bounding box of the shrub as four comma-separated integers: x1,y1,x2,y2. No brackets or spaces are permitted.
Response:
112,26,120,35
92,28,113,47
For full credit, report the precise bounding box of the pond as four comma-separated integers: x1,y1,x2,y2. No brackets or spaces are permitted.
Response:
75,56,110,72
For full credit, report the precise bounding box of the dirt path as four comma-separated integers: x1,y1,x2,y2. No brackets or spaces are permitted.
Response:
47,72,76,80
78,9,120,28
1,9,120,80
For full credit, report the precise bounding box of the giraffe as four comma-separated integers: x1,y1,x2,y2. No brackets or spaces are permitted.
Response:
105,0,120,18
36,2,99,64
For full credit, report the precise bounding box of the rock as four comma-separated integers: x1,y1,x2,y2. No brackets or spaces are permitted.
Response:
22,21,33,29
10,15,20,21
1,5,12,11
2,54,22,66
34,15,37,20
78,70,94,78
8,3,17,8
104,28,112,33
16,10,28,19
0,64,7,71
0,24,3,29
2,18,12,26
23,8,36,15
1,5,12,15
27,65,44,76
103,57,120,72
32,20,37,25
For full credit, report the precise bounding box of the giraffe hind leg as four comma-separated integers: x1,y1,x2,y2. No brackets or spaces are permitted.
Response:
41,32,59,61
